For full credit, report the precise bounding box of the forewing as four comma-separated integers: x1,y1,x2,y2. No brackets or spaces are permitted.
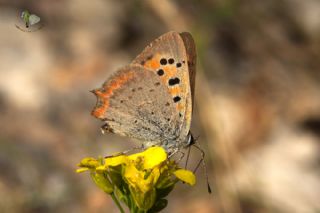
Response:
131,31,193,139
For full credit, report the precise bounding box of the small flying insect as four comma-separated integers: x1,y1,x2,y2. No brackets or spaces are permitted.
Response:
16,10,43,32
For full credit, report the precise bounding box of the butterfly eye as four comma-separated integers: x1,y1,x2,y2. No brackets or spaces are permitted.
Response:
187,132,194,146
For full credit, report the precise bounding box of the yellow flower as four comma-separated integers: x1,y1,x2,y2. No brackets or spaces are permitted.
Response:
76,146,197,212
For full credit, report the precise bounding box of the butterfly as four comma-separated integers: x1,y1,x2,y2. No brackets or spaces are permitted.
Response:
91,31,197,155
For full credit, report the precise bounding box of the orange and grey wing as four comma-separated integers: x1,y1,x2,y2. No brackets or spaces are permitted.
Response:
91,65,180,144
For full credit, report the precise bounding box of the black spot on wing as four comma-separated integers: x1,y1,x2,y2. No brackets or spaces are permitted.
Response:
173,96,181,103
157,69,164,76
168,78,180,86
160,58,167,65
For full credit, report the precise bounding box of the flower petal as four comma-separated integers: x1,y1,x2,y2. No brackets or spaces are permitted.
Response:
76,168,89,173
129,147,167,169
78,157,99,168
174,169,196,186
104,155,127,167
96,165,106,172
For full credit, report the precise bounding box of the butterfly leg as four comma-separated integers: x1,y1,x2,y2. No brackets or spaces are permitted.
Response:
168,148,179,158
175,151,185,163
192,144,212,193
184,145,192,169
192,144,204,173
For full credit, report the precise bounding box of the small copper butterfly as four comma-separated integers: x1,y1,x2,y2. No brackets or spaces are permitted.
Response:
91,31,197,155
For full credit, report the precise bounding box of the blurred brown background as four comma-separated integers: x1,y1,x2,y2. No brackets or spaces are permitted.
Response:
1,0,320,212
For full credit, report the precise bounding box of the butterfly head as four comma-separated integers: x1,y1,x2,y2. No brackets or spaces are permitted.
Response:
186,131,195,147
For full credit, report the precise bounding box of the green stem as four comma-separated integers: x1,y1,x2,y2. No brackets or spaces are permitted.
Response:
110,192,125,213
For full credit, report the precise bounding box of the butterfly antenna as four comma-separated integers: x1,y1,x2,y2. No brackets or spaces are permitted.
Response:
192,142,212,194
